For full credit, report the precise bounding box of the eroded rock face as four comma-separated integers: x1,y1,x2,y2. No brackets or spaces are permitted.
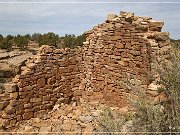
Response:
0,11,171,129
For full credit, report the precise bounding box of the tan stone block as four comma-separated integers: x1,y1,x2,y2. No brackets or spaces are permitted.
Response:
33,106,41,112
107,14,117,21
33,102,42,106
43,96,51,101
154,32,169,41
93,92,104,100
10,92,18,99
115,43,124,49
115,23,123,29
4,105,15,115
120,11,128,17
30,98,42,103
149,21,164,28
34,110,46,118
23,112,34,120
149,26,161,32
24,103,32,109
24,108,34,113
22,97,30,103
16,115,23,121
119,61,129,66
105,49,113,55
9,119,17,127
40,104,52,110
125,43,131,49
47,77,56,85
113,50,121,56
16,109,25,115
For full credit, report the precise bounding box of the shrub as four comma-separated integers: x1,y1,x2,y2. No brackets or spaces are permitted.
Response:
94,107,125,134
0,38,13,51
156,47,180,132
38,32,59,47
14,34,29,50
124,46,180,134
62,34,86,48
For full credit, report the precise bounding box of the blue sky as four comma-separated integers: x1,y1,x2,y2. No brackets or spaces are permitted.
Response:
0,0,179,39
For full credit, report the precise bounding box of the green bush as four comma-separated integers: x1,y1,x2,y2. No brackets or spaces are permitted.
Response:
14,34,29,50
156,48,180,132
124,46,180,134
0,34,3,42
38,32,59,47
62,34,86,48
94,107,128,134
0,38,13,51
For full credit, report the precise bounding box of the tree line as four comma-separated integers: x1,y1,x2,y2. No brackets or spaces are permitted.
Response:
0,32,86,51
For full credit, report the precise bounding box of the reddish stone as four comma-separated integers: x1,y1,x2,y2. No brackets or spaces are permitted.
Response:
37,78,46,88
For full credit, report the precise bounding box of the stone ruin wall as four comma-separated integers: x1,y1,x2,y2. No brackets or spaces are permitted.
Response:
0,11,171,128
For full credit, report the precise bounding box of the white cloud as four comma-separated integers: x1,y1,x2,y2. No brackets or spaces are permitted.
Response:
0,1,179,38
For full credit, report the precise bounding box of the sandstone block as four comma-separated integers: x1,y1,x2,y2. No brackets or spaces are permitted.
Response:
16,109,25,115
4,105,15,115
43,96,51,101
135,24,148,31
120,11,128,17
125,12,134,22
149,21,164,28
37,78,46,88
10,92,18,99
34,110,46,118
24,103,32,109
9,119,16,127
154,32,169,41
23,112,34,120
115,43,124,49
39,45,53,54
30,98,42,103
107,14,117,21
33,106,41,112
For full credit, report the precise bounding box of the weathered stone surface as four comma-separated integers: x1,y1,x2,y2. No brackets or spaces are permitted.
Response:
125,12,134,22
0,11,170,129
23,112,34,120
79,116,93,123
154,32,169,41
30,98,42,103
10,92,18,99
115,43,124,49
107,14,117,21
37,78,46,88
149,21,164,28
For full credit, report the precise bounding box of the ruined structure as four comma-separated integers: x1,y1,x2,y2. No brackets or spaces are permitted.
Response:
0,11,170,128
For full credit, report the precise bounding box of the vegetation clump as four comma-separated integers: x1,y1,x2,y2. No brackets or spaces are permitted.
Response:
0,33,86,51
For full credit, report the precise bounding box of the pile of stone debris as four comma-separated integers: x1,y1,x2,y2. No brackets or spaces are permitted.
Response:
0,100,129,135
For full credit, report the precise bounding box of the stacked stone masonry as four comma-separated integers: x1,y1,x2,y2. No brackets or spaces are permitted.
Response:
0,11,171,128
